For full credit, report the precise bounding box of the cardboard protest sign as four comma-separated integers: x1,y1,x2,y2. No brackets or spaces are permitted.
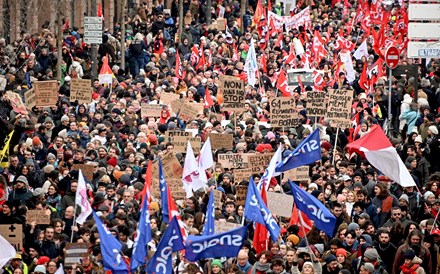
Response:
217,153,249,169
269,97,300,127
25,88,36,110
266,192,294,217
141,103,163,118
151,153,185,199
214,220,242,233
216,18,226,31
209,133,233,150
247,153,274,173
26,210,50,224
166,178,186,200
233,169,253,183
170,99,184,114
34,81,58,107
165,131,201,154
213,190,223,209
5,91,28,115
0,224,22,252
307,91,327,117
71,164,94,181
284,166,310,181
65,243,89,266
219,75,245,111
235,185,248,206
161,92,180,106
326,89,354,128
179,102,199,121
70,79,92,104
98,74,112,84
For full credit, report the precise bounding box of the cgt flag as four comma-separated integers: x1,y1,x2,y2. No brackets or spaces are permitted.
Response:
289,181,336,236
185,224,248,261
275,128,321,172
244,177,280,241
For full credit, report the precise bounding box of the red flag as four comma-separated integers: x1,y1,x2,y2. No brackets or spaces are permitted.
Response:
196,45,205,70
267,16,277,38
97,3,104,20
190,46,201,66
285,49,296,67
204,87,214,108
62,20,69,32
358,62,369,92
232,44,239,62
276,70,291,97
260,53,268,73
290,203,313,237
268,0,272,13
298,75,305,92
334,30,355,51
140,161,152,208
99,55,113,75
253,0,265,26
253,186,269,254
312,30,326,64
175,50,185,80
313,69,324,90
275,32,284,48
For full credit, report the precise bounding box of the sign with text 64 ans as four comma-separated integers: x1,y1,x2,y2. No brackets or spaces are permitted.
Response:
407,42,440,59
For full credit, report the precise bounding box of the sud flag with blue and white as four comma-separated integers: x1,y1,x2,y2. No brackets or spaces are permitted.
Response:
289,180,336,236
275,128,321,172
146,217,185,274
92,211,128,273
244,177,280,241
130,187,152,270
185,224,248,261
202,190,215,236
258,145,283,191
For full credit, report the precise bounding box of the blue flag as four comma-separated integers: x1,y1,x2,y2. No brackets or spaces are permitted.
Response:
202,190,215,236
131,191,152,270
185,224,248,261
275,128,321,172
159,159,170,224
243,177,280,241
147,217,185,274
289,181,336,236
92,211,128,273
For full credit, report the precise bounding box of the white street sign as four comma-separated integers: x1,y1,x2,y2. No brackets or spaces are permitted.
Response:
409,4,440,20
84,24,102,31
84,37,103,44
84,31,102,37
84,17,103,24
407,42,440,58
408,23,440,39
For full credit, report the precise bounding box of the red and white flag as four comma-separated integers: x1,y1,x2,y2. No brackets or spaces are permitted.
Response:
175,50,185,80
276,70,291,97
182,141,206,197
347,126,416,187
290,203,313,237
75,170,92,224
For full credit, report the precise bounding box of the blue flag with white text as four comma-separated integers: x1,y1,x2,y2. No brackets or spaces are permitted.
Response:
244,177,280,241
130,190,152,270
275,128,321,172
93,211,128,273
202,190,215,236
185,224,248,261
146,217,185,274
289,180,336,236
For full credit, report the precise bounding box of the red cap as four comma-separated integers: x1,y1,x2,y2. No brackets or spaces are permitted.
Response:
37,256,50,265
431,229,440,236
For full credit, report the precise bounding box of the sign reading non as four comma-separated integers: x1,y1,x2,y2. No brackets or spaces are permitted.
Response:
219,75,245,111
26,210,50,224
270,97,299,127
266,192,294,217
209,133,234,150
307,92,327,117
0,224,22,252
326,89,353,129
34,81,58,107
70,79,92,104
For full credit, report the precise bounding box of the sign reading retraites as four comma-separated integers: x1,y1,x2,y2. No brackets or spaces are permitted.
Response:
247,153,274,173
0,224,22,252
307,92,327,117
141,104,163,118
270,97,300,127
34,81,58,107
284,166,310,181
326,89,353,128
70,79,92,104
26,210,50,224
266,192,294,218
235,185,248,206
65,243,89,266
219,75,245,111
209,133,234,150
214,221,242,233
25,88,36,110
218,153,250,169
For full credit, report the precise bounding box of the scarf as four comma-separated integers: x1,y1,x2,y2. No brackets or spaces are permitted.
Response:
251,262,271,274
400,263,420,274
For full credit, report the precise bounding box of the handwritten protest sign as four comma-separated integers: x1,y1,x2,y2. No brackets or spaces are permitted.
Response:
25,88,36,110
34,81,58,107
233,169,253,184
160,92,180,106
209,133,233,150
218,153,249,169
6,91,28,115
0,224,22,252
26,210,50,224
219,75,245,111
141,103,163,118
270,97,300,127
235,185,248,206
170,99,184,114
179,102,200,121
70,79,92,104
284,166,310,181
65,243,89,266
151,153,185,199
71,164,94,181
327,89,353,128
165,131,201,154
215,221,242,233
214,190,223,209
266,192,294,217
307,91,327,117
247,153,274,173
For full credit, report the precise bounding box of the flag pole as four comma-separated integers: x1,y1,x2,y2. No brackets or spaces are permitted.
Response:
71,201,78,242
332,127,339,165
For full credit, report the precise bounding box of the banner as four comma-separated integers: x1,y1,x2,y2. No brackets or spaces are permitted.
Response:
34,81,58,107
307,92,327,117
270,97,300,127
70,79,92,104
218,75,245,111
326,89,353,128
267,7,312,32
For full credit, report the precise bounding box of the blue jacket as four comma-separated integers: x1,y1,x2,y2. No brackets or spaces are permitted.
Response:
400,108,419,134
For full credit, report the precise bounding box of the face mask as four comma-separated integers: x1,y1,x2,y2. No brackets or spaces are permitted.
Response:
325,189,332,196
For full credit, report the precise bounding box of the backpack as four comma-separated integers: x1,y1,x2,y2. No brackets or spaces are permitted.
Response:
130,42,143,56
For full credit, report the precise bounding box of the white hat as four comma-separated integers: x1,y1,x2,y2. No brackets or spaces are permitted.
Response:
429,125,438,135
204,122,213,129
415,135,423,143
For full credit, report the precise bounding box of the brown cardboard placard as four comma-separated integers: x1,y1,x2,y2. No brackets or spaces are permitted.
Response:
214,220,242,233
6,91,28,115
284,166,310,181
71,164,94,181
233,169,253,184
70,79,92,104
217,153,250,169
247,153,274,173
307,91,327,117
235,185,248,206
179,102,200,122
0,224,23,252
161,92,180,106
213,189,223,209
219,75,245,111
25,88,36,110
64,243,89,266
266,192,294,217
269,97,300,127
34,81,58,107
209,133,233,150
26,210,50,224
141,103,163,118
326,89,354,129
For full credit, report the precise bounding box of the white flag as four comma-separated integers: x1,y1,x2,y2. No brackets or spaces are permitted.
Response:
258,145,283,190
197,137,214,172
75,170,92,224
0,234,16,269
353,39,369,60
340,51,356,83
55,264,65,274
182,141,206,197
244,39,258,86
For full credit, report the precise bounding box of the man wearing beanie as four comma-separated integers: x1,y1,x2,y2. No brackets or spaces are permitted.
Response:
323,254,340,274
9,176,32,204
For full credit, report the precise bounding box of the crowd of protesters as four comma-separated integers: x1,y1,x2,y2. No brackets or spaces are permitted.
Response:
0,0,440,273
